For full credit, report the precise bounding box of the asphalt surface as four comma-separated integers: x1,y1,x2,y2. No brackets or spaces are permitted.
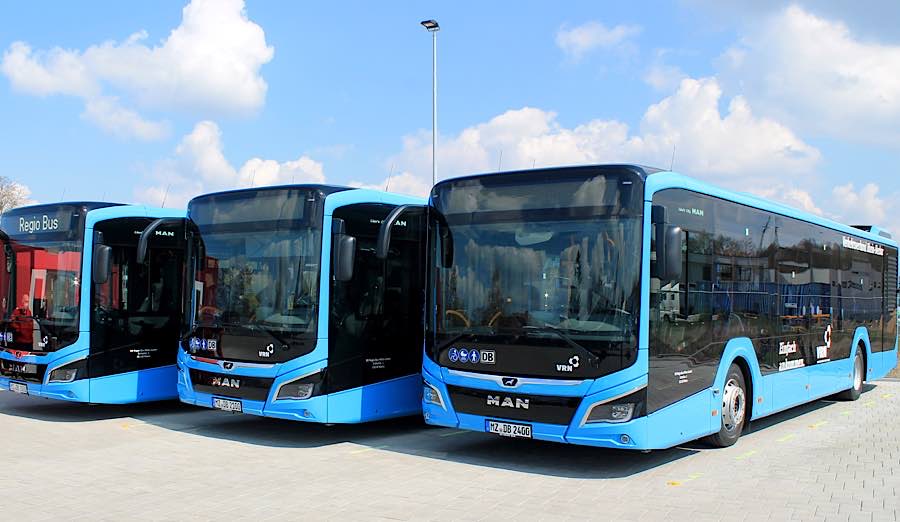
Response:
1,380,898,521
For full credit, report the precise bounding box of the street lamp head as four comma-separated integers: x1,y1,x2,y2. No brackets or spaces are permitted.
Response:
421,19,440,32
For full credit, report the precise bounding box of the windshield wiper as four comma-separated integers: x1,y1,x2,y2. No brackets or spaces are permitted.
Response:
521,324,588,353
194,321,305,348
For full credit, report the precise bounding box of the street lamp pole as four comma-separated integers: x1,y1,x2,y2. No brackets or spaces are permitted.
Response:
421,20,440,187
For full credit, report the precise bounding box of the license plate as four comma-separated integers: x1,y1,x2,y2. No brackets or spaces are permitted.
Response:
486,420,532,439
212,398,242,413
9,382,28,395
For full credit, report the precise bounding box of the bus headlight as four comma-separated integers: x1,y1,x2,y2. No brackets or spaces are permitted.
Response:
275,370,323,401
47,359,86,384
586,403,635,424
582,387,646,425
423,380,446,410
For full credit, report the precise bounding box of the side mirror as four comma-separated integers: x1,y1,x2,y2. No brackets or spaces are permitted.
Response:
651,205,683,281
92,244,112,285
332,218,356,282
661,224,683,280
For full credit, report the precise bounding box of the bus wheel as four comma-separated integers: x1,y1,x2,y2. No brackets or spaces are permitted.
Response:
706,364,747,448
837,347,864,401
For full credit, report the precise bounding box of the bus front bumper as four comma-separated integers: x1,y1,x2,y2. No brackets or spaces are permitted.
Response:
422,370,650,450
176,358,329,423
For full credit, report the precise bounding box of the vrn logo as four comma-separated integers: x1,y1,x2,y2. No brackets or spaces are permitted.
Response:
556,355,580,373
487,395,529,410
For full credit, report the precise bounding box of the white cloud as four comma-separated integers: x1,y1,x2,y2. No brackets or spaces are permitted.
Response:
136,121,324,208
81,97,169,141
349,172,432,198
388,77,820,197
556,21,641,61
752,186,824,215
1,0,273,140
643,62,688,91
720,5,900,145
831,182,891,226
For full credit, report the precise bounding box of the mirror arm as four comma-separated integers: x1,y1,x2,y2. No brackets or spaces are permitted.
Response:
137,217,185,264
376,204,423,259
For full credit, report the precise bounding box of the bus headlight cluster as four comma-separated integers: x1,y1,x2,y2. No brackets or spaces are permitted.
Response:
582,387,646,425
423,380,446,410
586,403,635,424
47,358,86,384
275,370,323,401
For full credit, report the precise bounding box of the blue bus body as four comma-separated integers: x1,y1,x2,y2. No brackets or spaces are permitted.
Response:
0,203,186,403
174,185,427,423
421,166,898,449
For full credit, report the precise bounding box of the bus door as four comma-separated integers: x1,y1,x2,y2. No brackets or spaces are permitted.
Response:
90,218,186,400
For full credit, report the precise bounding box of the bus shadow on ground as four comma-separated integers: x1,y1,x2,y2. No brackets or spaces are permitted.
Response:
0,392,189,423
139,410,699,479
0,383,885,480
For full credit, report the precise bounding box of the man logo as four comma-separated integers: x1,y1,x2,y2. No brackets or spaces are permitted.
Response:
487,395,529,410
501,377,518,387
210,376,240,389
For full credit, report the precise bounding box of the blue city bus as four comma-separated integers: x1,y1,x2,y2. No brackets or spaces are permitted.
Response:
0,202,187,403
400,165,898,449
146,185,427,423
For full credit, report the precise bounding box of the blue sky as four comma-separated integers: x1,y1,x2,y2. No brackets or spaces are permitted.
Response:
2,0,899,226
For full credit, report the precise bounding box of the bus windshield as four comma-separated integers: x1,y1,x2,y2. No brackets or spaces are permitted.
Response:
429,168,644,378
185,187,325,362
0,205,89,352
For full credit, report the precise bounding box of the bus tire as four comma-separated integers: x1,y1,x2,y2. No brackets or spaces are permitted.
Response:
836,347,864,401
705,363,747,448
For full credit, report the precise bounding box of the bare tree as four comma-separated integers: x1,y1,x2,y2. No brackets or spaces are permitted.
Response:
0,177,32,214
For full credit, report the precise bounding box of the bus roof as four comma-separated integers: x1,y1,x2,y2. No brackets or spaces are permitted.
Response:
646,170,897,248
431,163,896,248
187,184,354,204
2,201,123,216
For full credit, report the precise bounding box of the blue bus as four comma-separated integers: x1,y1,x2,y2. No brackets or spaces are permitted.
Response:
399,165,898,449
0,202,187,403
146,185,427,423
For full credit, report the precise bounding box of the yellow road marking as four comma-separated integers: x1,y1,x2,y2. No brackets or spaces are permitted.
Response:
840,410,852,416
881,393,894,399
666,481,681,486
863,400,876,407
735,450,757,460
776,433,796,442
808,421,828,429
439,430,468,438
686,473,703,481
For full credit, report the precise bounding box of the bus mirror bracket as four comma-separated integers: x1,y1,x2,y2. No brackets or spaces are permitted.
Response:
376,204,423,260
137,218,184,264
332,218,356,282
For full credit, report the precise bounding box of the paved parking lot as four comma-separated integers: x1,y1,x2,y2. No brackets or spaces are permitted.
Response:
1,381,899,521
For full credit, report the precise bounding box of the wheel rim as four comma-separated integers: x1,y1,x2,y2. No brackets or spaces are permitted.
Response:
853,352,863,391
722,377,746,433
